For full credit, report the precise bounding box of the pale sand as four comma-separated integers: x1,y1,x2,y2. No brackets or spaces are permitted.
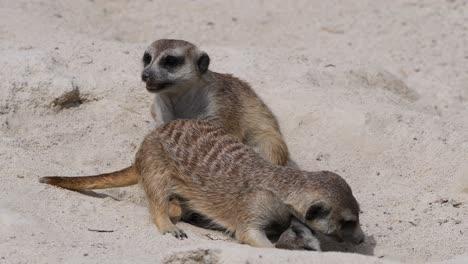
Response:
0,0,467,263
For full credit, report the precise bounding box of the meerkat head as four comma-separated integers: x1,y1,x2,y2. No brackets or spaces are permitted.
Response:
301,171,365,245
141,39,210,93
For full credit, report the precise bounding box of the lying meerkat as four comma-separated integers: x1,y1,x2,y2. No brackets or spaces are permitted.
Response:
132,119,364,248
40,39,289,191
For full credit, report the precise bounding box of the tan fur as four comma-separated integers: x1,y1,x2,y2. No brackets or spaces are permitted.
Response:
39,166,137,190
40,39,288,190
134,119,364,248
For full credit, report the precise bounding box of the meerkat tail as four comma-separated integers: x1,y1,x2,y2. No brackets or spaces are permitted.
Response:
39,165,138,190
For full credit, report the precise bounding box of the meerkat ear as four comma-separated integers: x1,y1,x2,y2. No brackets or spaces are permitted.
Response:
305,202,330,220
197,52,210,74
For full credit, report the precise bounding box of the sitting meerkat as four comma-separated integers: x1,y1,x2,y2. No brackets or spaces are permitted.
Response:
127,119,364,247
40,39,289,191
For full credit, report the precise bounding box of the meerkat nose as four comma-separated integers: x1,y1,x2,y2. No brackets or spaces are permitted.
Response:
142,72,150,82
357,236,365,244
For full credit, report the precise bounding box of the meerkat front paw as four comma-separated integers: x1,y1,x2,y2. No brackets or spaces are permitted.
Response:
275,217,321,251
162,226,188,240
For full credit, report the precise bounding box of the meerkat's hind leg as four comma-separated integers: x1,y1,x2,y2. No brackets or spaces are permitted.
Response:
137,148,187,239
146,192,187,239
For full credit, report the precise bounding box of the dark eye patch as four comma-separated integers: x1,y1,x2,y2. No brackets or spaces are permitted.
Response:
305,203,330,220
160,55,184,68
142,52,152,67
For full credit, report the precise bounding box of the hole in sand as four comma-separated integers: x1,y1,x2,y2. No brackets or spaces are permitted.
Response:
51,86,93,110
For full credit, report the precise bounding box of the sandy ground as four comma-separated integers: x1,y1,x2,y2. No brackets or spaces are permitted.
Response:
1,0,467,263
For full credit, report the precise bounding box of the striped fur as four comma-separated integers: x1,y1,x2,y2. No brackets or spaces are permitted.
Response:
135,119,364,248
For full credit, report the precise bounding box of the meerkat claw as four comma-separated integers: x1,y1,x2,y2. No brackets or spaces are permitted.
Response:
164,228,187,240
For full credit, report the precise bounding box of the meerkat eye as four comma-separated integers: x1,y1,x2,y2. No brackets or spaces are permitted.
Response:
142,52,152,67
305,203,329,220
162,55,184,68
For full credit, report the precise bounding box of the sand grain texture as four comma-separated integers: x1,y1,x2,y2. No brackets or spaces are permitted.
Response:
1,0,467,263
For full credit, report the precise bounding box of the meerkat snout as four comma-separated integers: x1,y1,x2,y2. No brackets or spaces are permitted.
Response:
341,219,365,244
